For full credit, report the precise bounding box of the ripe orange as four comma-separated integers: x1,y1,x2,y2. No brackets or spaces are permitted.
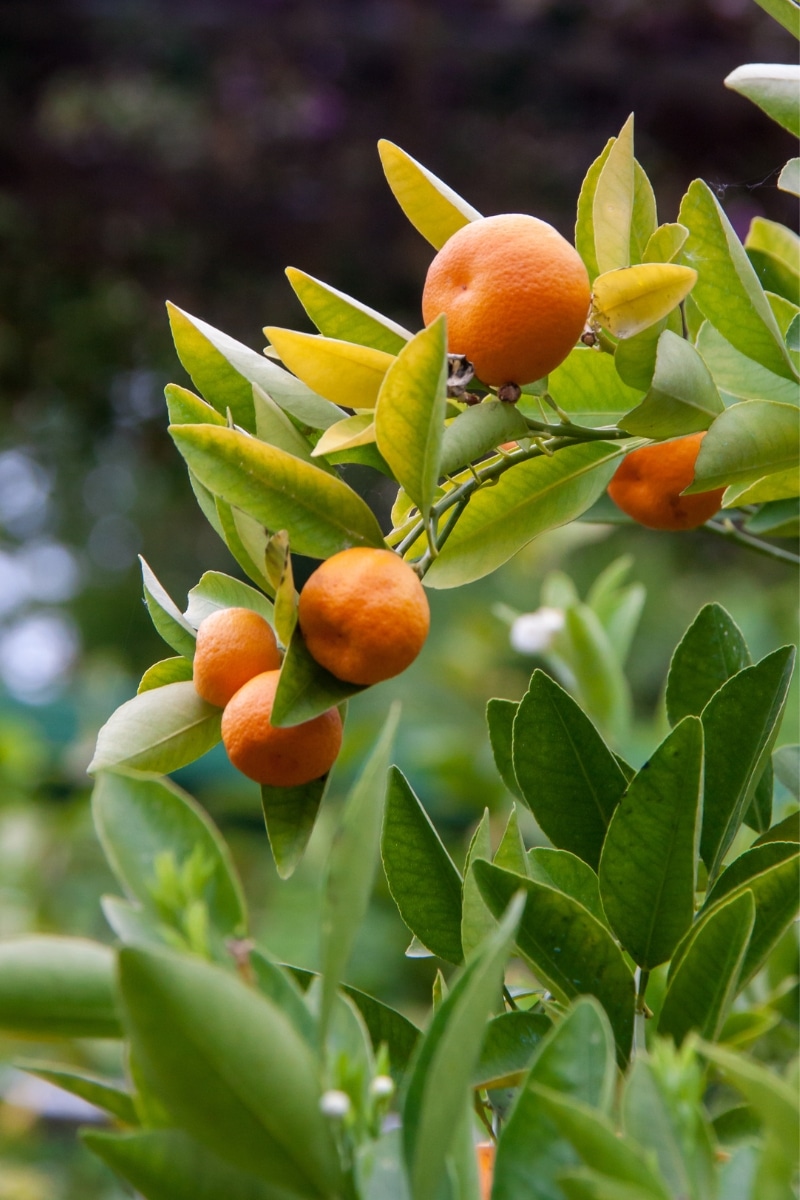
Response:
193,607,282,708
221,669,342,787
421,213,591,386
476,1142,495,1200
298,547,430,686
607,432,725,531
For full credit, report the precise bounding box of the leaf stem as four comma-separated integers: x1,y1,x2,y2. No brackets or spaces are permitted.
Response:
634,967,650,1057
502,985,518,1012
705,518,800,566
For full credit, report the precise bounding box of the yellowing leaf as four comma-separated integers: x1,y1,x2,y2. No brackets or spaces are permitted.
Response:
312,414,377,457
592,264,697,339
264,327,394,411
592,115,635,274
377,139,481,250
723,466,800,507
284,268,411,354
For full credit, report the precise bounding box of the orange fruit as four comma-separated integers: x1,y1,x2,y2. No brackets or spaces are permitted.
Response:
193,607,282,708
607,432,725,531
221,669,342,787
476,1141,495,1200
298,547,430,686
421,213,591,386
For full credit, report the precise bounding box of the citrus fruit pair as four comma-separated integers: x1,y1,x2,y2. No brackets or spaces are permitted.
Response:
608,432,725,531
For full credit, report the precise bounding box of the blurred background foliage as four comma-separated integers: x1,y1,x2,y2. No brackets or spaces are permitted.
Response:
0,1,798,1195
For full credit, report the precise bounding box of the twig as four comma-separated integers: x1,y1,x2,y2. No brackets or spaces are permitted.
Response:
706,517,800,566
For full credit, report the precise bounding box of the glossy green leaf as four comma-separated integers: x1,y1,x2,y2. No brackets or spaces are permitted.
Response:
513,670,627,870
666,602,749,726
139,557,197,659
475,861,634,1063
744,497,800,537
424,441,623,589
83,1129,284,1200
725,64,800,137
401,893,523,1200
460,809,495,958
486,698,523,800
678,180,797,381
381,767,463,964
527,848,605,925
746,218,800,306
599,717,703,969
92,772,247,942
119,947,341,1194
494,805,528,876
170,424,385,558
137,656,193,693
375,317,448,519
492,998,616,1200
184,571,274,629
472,1010,552,1089
576,137,614,282
621,330,723,438
439,401,530,478
377,139,481,250
165,382,227,427
686,400,800,493
271,623,363,728
340,985,420,1077
89,682,222,775
630,159,658,265
658,890,755,1045
320,707,399,1036
700,646,796,877
265,326,394,411
592,264,697,339
613,319,668,392
261,777,329,881
311,414,376,458
695,321,799,404
753,810,800,846
19,1063,137,1126
705,840,799,909
251,383,321,466
0,937,120,1038
545,346,644,427
643,223,688,264
778,157,800,196
592,114,635,274
723,467,800,507
696,1039,800,1150
285,267,411,354
213,498,273,594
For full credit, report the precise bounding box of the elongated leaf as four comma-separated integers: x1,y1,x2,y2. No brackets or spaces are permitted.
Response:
725,64,800,137
439,401,529,478
700,646,795,877
475,861,635,1063
0,937,120,1038
562,604,632,744
630,159,658,265
773,744,800,796
492,998,616,1200
424,441,623,589
644,223,689,264
658,890,755,1045
487,698,523,800
312,414,376,458
170,424,385,558
592,114,634,274
545,346,644,428
695,321,799,405
705,840,799,909
320,708,399,1036
473,1010,552,1089
213,498,273,593
90,682,222,775
375,317,448,519
285,267,411,354
138,656,193,693
119,947,341,1194
666,602,750,726
723,467,800,507
576,138,614,283
271,623,363,729
265,326,394,411
753,810,799,846
513,670,627,870
92,772,246,942
696,1039,800,1151
184,571,274,628
261,776,329,881
19,1063,137,1125
678,181,797,381
559,1172,665,1200
746,218,800,306
377,139,481,250
402,893,524,1200
165,382,227,427
495,806,528,876
140,557,197,659
592,264,697,339
686,400,800,494
527,848,605,925
381,767,463,963
622,330,723,438
83,1126,292,1200
251,384,321,466
599,717,703,968
248,953,316,1047
461,809,495,958
621,1059,709,1200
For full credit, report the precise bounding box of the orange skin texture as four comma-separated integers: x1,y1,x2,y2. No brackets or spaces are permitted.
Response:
193,607,282,708
221,670,343,787
476,1142,495,1200
422,213,591,386
608,432,725,531
298,548,430,686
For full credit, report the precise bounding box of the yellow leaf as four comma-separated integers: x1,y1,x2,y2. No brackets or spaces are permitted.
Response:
592,264,697,339
377,139,481,250
312,414,377,457
264,327,394,410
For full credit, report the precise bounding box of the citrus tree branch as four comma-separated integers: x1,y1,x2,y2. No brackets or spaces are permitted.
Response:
705,517,800,566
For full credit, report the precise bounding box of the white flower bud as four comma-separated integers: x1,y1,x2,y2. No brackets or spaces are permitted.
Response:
319,1089,351,1118
369,1074,395,1099
510,607,565,655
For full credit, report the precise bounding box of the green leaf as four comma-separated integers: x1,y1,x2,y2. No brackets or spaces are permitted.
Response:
725,64,800,137
744,497,800,537
165,383,227,427
18,1062,137,1126
621,330,724,438
474,861,635,1063
92,772,247,944
746,218,800,306
753,809,800,846
599,717,703,969
494,805,528,876
381,767,463,964
472,1010,552,1089
591,264,697,339
576,138,614,283
89,682,222,775
486,698,523,800
138,656,194,693
320,707,399,1037
773,744,800,796
686,401,800,493
666,602,750,726
707,838,800,908
751,0,800,35
562,604,632,743
695,1039,800,1151
439,401,530,478
492,998,616,1200
249,952,316,1046
723,467,800,507
251,384,322,466
0,937,120,1038
630,159,658,265
592,114,635,274
658,890,755,1045
263,530,297,648
261,776,329,881
643,223,689,264
119,947,341,1195
213,498,273,594
513,670,627,870
778,157,800,197
678,181,797,381
285,267,411,354
340,985,420,1077
401,893,523,1200
424,442,623,589
271,623,363,729
527,848,605,925
545,346,644,428
700,646,796,877
184,571,274,629
377,139,481,250
358,1128,411,1200
460,809,495,959
83,1128,289,1200
558,1172,666,1200
613,320,667,392
169,424,385,558
375,317,448,519
140,557,197,659
622,1058,712,1200
265,326,394,411
695,321,799,405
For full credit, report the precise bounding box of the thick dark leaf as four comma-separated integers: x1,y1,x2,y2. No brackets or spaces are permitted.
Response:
665,603,749,726
261,776,329,880
527,848,605,925
472,1011,552,1089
